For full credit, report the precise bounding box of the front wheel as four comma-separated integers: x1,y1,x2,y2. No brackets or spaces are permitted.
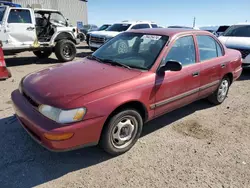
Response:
100,109,143,156
54,40,77,62
208,77,230,105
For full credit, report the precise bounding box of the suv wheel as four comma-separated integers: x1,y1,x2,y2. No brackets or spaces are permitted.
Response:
100,109,143,156
33,50,52,59
54,40,76,62
208,77,230,105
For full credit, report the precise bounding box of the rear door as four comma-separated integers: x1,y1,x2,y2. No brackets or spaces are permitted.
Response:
153,35,201,117
5,8,36,49
195,35,225,97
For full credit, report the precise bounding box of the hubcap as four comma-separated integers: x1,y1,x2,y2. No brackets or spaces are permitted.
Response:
62,45,72,58
111,116,137,149
217,79,229,102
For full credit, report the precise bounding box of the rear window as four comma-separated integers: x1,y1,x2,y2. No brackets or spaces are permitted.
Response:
107,24,131,32
223,25,250,37
8,9,32,23
0,7,6,22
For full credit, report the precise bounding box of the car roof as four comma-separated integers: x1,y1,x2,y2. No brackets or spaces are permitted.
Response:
233,22,250,26
115,20,156,25
128,28,211,37
34,8,60,13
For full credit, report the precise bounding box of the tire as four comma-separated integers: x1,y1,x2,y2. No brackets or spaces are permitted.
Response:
78,33,86,42
208,77,230,105
33,50,52,59
100,109,143,156
90,47,97,51
54,39,76,62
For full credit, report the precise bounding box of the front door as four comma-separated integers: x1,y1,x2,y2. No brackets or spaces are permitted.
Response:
153,35,201,117
4,8,36,50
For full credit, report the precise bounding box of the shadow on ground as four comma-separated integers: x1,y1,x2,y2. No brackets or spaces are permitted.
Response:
5,56,59,67
238,69,250,81
0,99,212,188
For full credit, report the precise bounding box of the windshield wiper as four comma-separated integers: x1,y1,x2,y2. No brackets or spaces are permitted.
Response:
86,55,104,64
102,59,131,70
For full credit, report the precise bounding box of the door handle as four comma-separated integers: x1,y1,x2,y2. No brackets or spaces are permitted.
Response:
192,71,200,77
27,27,35,31
221,64,226,68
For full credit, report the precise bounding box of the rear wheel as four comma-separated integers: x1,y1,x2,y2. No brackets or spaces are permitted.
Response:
208,77,230,105
100,109,143,156
33,49,52,59
54,39,76,62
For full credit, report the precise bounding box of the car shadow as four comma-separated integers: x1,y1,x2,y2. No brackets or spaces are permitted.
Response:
76,45,90,50
0,99,213,187
238,69,250,81
76,51,92,58
5,56,59,67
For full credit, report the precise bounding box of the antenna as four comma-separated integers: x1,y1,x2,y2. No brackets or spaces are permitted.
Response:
193,17,196,28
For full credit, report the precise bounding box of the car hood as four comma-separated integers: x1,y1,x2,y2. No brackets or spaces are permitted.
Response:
22,59,141,108
218,36,250,49
91,30,120,38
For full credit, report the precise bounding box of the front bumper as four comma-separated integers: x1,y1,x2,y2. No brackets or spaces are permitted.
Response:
11,90,106,152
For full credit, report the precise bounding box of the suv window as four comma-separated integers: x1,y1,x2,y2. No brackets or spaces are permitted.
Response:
165,36,196,66
197,35,223,61
131,24,150,29
223,25,250,37
151,24,158,28
107,24,131,32
8,9,32,23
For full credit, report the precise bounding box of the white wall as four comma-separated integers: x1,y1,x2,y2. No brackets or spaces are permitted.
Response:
12,0,88,26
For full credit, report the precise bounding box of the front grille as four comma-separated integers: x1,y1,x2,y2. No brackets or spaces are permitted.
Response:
23,92,39,108
90,36,105,44
231,48,250,59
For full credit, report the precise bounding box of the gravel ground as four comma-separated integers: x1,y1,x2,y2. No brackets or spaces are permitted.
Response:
0,43,250,188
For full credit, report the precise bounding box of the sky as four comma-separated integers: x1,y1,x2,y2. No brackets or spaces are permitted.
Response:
88,0,249,28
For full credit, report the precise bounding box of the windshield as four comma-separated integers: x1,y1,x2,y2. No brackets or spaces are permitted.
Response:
0,7,6,22
50,12,67,26
223,25,250,37
107,24,131,32
82,24,91,30
98,24,110,31
92,32,169,70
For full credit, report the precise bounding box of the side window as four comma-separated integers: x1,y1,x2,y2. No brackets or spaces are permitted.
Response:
165,36,196,67
131,24,140,29
139,24,150,29
216,41,223,57
151,24,158,28
8,9,32,23
197,35,219,61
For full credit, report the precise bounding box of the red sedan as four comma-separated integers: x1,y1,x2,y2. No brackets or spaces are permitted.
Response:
12,29,242,155
0,41,11,80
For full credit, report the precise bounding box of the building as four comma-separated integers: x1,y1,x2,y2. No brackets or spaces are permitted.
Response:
7,0,88,26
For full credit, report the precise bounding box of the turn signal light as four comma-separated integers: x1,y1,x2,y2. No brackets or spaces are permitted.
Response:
44,132,74,141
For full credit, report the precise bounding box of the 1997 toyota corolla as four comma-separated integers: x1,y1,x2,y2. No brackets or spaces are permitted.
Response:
12,29,242,155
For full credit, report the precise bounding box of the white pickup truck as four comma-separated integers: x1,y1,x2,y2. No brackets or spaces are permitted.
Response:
0,6,80,62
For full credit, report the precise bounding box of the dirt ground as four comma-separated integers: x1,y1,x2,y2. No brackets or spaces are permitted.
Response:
0,43,250,188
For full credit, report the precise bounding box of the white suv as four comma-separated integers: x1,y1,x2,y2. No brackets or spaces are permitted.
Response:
218,23,250,69
89,20,158,51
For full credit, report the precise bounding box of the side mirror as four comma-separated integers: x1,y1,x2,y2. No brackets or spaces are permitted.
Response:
158,60,182,73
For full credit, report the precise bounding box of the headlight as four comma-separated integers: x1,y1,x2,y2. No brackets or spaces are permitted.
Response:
39,105,86,124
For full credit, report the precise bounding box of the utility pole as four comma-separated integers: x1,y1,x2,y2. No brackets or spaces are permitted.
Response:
193,17,196,28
